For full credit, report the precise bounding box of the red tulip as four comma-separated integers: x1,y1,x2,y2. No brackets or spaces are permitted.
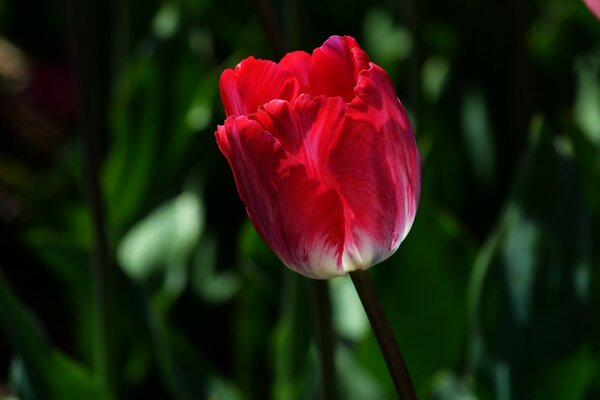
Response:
216,35,421,279
585,0,600,19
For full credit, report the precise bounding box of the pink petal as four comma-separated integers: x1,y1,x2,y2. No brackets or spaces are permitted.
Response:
219,57,301,117
585,0,600,20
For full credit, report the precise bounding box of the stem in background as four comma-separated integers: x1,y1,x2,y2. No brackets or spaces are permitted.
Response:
69,0,113,392
251,0,286,59
404,0,421,125
309,280,337,400
350,270,416,400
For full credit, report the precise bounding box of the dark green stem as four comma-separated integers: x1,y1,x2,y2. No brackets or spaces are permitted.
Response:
350,270,416,399
69,0,113,392
309,280,337,400
251,0,286,58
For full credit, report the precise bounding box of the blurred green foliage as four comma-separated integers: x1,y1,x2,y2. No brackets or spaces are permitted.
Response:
0,0,599,398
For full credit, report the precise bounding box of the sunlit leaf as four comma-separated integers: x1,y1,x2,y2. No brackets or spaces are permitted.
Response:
336,346,385,400
574,53,600,146
152,3,180,40
363,8,411,81
330,277,369,342
422,55,451,103
461,86,495,185
427,370,477,400
117,190,204,298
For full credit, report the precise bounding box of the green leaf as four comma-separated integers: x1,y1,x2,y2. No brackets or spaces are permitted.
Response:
103,57,161,231
574,52,600,146
147,306,242,400
531,346,597,398
427,370,477,400
269,273,311,400
117,190,204,302
330,276,369,342
191,234,240,304
467,120,593,396
461,86,496,185
336,346,385,400
0,274,110,400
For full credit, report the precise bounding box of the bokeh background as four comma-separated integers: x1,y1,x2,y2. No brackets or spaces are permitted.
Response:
1,0,600,398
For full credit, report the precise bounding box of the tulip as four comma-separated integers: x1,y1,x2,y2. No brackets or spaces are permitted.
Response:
215,35,421,279
585,0,600,20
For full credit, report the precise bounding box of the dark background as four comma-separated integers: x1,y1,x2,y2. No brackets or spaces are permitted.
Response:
1,0,600,398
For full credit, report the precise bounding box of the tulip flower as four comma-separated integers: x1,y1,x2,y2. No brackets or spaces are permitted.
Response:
585,0,600,20
215,35,421,279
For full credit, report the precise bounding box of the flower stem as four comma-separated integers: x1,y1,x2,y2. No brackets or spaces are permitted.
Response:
251,0,286,59
350,270,416,399
70,0,113,392
309,279,337,400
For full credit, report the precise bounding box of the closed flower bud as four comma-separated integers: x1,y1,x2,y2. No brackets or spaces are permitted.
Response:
216,35,421,279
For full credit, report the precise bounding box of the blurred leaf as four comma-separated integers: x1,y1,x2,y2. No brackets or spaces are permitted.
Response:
118,190,203,278
467,120,593,396
422,55,451,103
336,346,385,400
237,219,280,292
232,274,273,399
147,306,242,400
104,56,161,230
118,190,204,308
531,346,597,398
330,276,369,342
204,377,244,400
527,0,571,63
0,274,109,400
269,273,311,400
162,59,218,173
21,231,95,365
152,3,180,40
363,8,411,80
461,86,496,185
427,370,477,400
233,221,280,398
191,234,240,303
574,52,600,146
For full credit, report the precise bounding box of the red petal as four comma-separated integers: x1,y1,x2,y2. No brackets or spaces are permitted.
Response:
216,113,348,278
331,63,420,259
219,57,301,117
307,36,371,102
279,50,312,91
251,95,346,181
